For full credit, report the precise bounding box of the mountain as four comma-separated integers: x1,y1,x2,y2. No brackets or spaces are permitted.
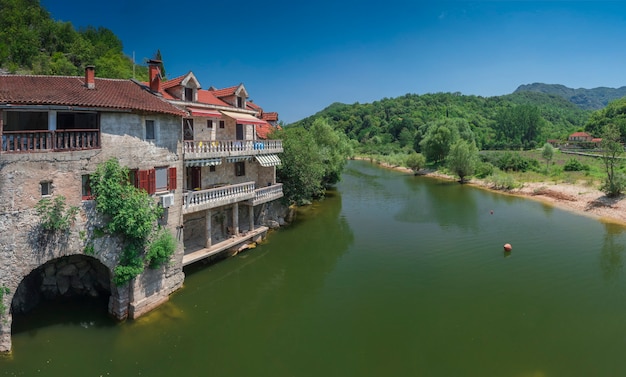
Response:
514,83,626,110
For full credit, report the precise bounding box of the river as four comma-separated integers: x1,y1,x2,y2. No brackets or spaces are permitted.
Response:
3,160,626,376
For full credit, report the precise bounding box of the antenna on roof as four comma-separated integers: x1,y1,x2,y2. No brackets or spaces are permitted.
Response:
132,51,136,79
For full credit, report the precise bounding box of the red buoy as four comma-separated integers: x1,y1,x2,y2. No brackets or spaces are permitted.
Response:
504,243,512,252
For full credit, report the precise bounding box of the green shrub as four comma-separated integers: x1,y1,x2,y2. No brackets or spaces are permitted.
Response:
35,196,79,232
146,229,177,269
0,285,9,318
488,173,517,190
474,161,495,178
563,158,589,172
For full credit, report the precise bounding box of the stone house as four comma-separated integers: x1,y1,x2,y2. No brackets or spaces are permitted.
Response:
0,65,285,353
144,61,284,266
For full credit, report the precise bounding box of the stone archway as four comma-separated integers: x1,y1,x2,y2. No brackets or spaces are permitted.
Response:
11,255,112,316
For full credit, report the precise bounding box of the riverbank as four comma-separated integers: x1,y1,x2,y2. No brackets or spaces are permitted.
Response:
363,159,626,227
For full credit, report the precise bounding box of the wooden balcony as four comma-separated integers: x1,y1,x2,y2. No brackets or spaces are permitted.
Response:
1,130,100,153
183,139,282,160
183,181,256,214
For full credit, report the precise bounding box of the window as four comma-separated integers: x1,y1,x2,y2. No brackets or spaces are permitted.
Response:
145,120,155,140
237,96,243,108
207,119,213,129
235,161,245,177
41,181,52,196
185,87,194,102
184,119,194,141
219,120,225,129
81,175,92,199
137,167,177,194
209,165,216,172
58,112,98,130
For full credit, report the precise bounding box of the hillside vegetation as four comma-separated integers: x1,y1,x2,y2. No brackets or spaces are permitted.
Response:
515,83,626,110
0,0,150,79
292,91,591,155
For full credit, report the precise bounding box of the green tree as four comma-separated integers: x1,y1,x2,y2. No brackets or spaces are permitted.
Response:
419,120,458,163
600,123,625,197
310,118,353,187
406,153,426,174
541,142,555,172
446,140,478,183
274,127,325,205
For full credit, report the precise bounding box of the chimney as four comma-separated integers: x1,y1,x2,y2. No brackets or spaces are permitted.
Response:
148,59,162,93
85,65,95,89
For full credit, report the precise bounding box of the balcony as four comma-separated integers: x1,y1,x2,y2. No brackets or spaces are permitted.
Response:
182,182,284,213
183,139,282,160
1,130,100,153
183,181,256,214
250,183,284,205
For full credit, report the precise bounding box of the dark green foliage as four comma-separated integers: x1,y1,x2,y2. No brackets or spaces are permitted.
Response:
0,0,148,80
474,161,495,178
35,196,79,232
600,124,625,197
447,140,479,183
0,285,9,318
292,92,589,154
563,158,589,172
482,152,540,172
90,158,167,285
584,98,626,142
515,83,626,111
406,153,426,173
146,229,177,269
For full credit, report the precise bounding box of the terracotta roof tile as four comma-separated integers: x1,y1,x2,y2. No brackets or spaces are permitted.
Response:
161,75,186,90
210,85,239,97
262,112,278,121
570,132,591,137
0,75,185,116
197,90,231,107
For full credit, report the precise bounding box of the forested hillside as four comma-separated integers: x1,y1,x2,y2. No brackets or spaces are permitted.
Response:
0,0,150,79
293,91,591,154
515,83,626,110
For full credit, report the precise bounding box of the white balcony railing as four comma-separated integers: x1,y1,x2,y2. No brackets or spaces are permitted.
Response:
252,183,284,205
183,139,282,159
183,181,256,213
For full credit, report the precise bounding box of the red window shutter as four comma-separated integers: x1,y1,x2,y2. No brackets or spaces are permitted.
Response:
138,170,150,193
148,168,156,195
168,167,177,190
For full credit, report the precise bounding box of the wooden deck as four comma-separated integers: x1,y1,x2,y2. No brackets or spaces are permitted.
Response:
182,226,268,266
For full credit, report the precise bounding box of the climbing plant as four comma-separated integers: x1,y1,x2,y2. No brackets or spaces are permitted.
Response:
35,195,79,232
145,228,177,269
0,285,9,319
89,158,175,286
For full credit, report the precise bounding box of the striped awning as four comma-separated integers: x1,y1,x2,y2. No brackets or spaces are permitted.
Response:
188,107,221,118
185,158,222,167
226,156,252,163
255,154,281,167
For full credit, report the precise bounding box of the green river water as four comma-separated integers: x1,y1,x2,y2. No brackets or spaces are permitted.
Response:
3,160,626,376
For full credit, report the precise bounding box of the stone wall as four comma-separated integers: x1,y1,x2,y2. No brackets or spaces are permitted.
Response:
0,110,185,353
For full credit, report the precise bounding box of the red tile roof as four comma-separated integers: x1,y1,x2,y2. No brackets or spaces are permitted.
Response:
197,90,231,107
570,132,591,137
210,85,239,97
256,122,273,139
0,75,185,116
161,75,186,90
246,101,262,111
262,112,278,121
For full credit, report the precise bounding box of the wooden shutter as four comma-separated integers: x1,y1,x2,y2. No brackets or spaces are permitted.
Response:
138,169,156,194
148,168,156,194
168,167,177,190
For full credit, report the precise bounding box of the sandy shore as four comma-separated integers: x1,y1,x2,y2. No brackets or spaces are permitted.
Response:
365,160,626,226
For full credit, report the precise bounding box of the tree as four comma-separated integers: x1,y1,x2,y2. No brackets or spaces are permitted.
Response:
447,140,478,183
541,142,555,172
310,118,353,187
273,127,325,205
406,153,426,174
419,121,457,163
600,123,625,197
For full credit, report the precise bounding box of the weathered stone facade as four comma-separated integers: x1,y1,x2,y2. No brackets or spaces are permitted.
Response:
0,110,185,353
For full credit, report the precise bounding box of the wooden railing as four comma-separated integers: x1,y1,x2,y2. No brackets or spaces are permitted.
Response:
183,181,256,210
1,129,100,153
183,139,283,157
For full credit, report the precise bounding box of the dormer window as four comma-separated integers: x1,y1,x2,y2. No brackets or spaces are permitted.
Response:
185,87,194,102
237,96,244,108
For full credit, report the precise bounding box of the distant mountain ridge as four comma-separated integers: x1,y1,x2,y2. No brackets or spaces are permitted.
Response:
514,83,626,110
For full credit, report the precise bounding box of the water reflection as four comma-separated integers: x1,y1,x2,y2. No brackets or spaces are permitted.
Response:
396,176,479,232
600,222,626,282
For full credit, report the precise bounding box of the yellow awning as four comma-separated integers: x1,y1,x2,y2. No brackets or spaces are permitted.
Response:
220,111,268,126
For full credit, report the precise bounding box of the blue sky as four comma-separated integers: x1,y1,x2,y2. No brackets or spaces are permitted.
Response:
41,1,626,123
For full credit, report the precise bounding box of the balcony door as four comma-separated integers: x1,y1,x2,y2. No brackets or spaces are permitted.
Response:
236,123,244,140
186,167,201,190
184,119,194,141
